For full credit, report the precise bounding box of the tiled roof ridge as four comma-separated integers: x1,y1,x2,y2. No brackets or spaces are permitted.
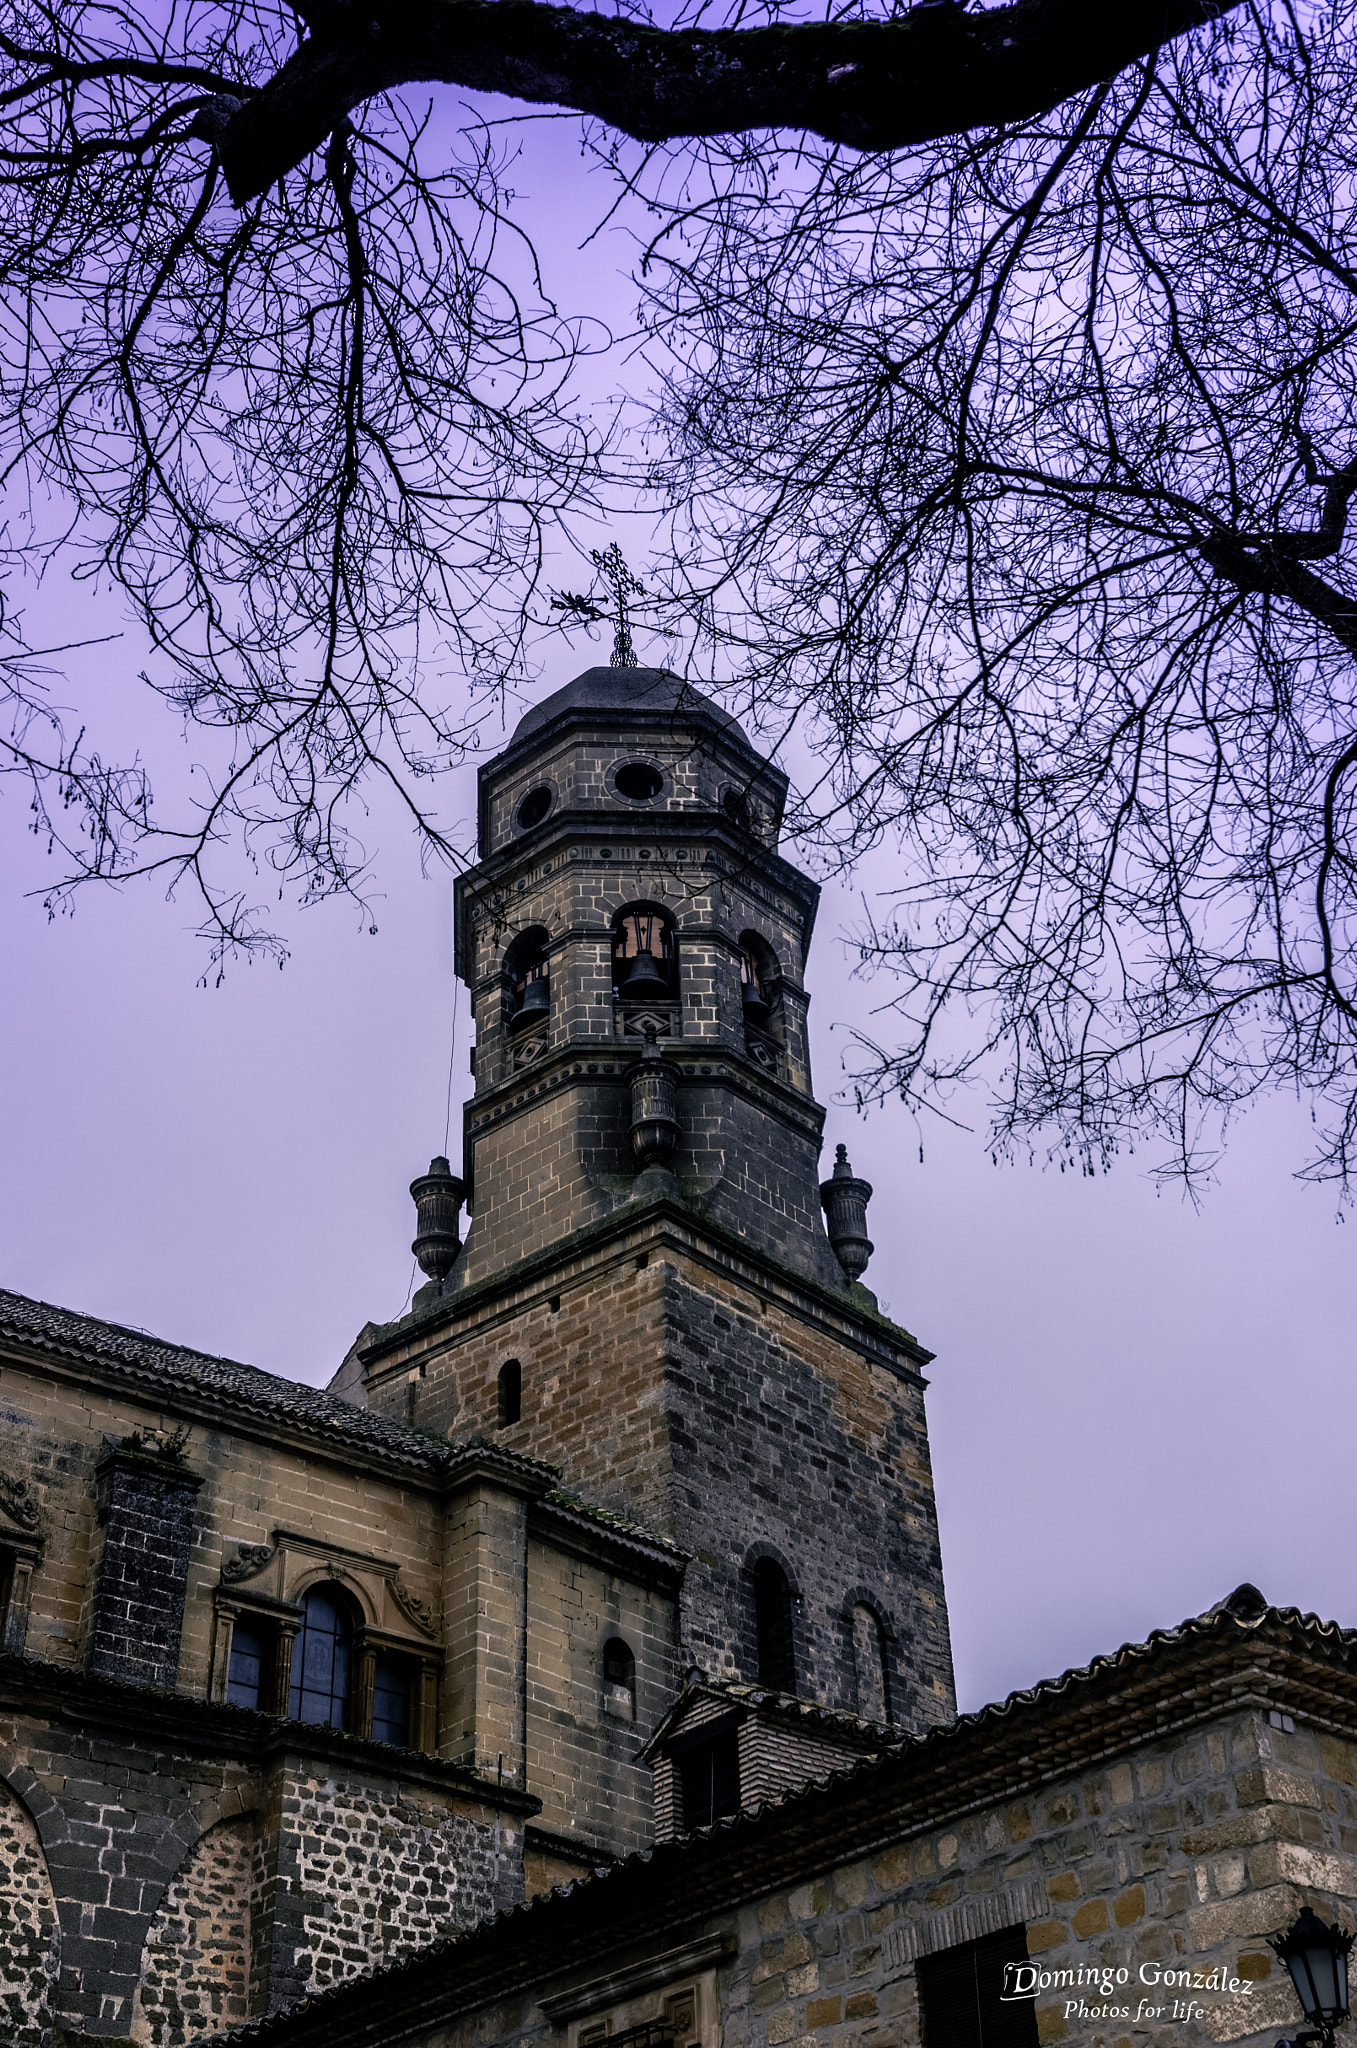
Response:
0,1288,443,1464
208,1586,1351,2046
943,1580,1355,1737
685,1676,901,1742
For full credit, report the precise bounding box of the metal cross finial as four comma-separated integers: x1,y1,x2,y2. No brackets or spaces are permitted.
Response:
591,543,646,668
550,543,648,668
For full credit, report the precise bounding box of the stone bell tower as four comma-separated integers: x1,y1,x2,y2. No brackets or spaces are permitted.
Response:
356,667,955,1732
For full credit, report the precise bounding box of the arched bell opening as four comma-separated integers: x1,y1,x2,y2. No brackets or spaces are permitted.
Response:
612,903,679,1039
739,931,783,1072
503,927,552,1039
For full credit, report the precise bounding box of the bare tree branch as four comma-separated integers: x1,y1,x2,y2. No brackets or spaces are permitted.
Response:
216,0,1244,204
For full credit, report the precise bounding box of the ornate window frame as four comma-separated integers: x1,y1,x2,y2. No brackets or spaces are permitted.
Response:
210,1529,441,1748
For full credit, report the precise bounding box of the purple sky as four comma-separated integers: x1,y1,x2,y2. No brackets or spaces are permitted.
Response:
2,100,1353,1719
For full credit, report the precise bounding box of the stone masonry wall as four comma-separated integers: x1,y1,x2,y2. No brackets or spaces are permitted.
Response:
0,1773,59,2048
0,1356,444,1716
480,710,784,860
274,1771,520,2000
377,1245,953,1735
0,1697,258,2040
650,1259,950,1723
523,1536,679,1856
133,1814,254,2045
88,1451,201,1689
366,1702,1357,2048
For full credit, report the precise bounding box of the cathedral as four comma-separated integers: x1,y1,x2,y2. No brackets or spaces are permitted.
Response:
0,668,1352,2048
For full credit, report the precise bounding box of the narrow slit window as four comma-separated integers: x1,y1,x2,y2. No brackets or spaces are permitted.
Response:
602,1636,636,1720
753,1558,796,1693
498,1359,522,1426
372,1654,412,1746
226,1619,267,1711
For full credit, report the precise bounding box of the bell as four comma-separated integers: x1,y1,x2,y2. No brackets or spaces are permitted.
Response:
515,973,550,1023
623,949,669,996
742,982,771,1028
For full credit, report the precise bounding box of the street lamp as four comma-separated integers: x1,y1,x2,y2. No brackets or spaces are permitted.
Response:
1273,1906,1354,2048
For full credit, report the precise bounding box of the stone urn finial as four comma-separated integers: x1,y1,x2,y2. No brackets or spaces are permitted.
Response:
820,1143,874,1282
628,1026,681,1173
410,1156,465,1283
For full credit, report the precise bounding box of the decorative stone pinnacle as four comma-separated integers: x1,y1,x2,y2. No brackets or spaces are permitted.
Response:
820,1144,875,1283
410,1154,465,1284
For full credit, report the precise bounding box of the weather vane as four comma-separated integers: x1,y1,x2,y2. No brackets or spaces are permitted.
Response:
551,544,649,669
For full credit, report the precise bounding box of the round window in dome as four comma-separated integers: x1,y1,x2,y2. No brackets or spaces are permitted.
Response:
516,785,553,831
614,761,664,802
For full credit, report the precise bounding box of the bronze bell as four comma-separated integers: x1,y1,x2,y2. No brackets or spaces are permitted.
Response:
742,981,771,1028
410,1156,464,1284
515,971,550,1023
623,949,669,996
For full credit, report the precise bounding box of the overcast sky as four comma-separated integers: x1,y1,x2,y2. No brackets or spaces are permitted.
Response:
2,104,1353,1720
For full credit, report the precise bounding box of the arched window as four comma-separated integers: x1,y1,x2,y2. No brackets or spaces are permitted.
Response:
372,1654,412,1746
503,927,551,1033
602,1636,636,1721
612,904,678,1002
851,1603,893,1724
753,1558,796,1694
497,1359,522,1427
288,1585,356,1730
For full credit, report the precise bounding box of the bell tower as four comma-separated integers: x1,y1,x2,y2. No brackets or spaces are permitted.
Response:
356,667,955,1734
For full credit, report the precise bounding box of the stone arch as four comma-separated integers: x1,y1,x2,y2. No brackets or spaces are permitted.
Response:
132,1812,257,2045
288,1563,379,1628
738,928,784,1045
611,901,679,999
0,1773,60,2048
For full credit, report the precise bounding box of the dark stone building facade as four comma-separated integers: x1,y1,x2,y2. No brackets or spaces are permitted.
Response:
0,667,956,2044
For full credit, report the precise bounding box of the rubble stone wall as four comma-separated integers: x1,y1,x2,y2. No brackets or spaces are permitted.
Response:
382,1704,1357,2048
0,1774,59,2048
133,1814,254,2045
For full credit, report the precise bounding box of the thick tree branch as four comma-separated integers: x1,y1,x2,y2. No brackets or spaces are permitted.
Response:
217,0,1242,205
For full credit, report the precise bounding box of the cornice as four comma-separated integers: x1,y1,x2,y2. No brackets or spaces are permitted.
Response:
0,1653,540,1813
358,1193,931,1378
462,1039,827,1151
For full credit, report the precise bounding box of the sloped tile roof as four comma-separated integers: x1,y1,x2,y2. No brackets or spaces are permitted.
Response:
209,1584,1355,2048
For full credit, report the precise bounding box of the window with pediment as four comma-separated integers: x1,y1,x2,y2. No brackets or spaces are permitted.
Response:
211,1533,442,1750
